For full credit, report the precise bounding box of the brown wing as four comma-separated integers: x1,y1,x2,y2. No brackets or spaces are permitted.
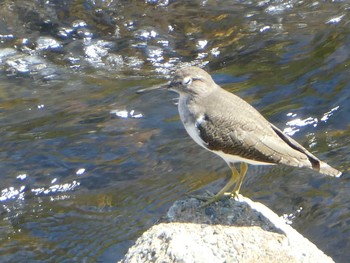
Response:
196,112,313,168
193,87,341,176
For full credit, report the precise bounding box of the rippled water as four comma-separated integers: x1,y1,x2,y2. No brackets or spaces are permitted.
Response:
0,0,349,262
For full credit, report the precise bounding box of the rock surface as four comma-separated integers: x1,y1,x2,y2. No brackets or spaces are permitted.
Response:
120,196,334,263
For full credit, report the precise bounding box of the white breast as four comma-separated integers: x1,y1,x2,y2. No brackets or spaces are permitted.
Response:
178,96,208,149
184,116,208,149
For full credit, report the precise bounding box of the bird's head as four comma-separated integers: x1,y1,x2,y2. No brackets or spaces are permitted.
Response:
136,66,217,96
167,67,217,97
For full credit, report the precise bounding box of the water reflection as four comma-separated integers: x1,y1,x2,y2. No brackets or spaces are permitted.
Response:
0,0,349,262
1,186,26,202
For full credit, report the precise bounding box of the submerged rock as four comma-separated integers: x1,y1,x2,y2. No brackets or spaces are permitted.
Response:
120,196,334,263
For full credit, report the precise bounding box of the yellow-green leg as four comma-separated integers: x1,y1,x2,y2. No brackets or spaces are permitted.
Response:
231,162,248,197
214,164,240,198
198,162,248,207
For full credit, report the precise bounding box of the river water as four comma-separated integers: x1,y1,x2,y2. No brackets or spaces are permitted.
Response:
0,0,349,262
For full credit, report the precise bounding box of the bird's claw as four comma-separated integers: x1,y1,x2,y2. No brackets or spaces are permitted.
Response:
190,190,243,208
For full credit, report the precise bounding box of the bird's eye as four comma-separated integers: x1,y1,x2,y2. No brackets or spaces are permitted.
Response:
182,76,192,85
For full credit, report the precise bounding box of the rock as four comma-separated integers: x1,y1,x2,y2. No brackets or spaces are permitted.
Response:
119,196,334,263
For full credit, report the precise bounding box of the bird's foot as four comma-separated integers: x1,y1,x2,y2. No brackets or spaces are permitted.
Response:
189,190,215,201
190,190,243,208
190,191,231,208
198,195,222,208
224,191,243,201
189,191,221,208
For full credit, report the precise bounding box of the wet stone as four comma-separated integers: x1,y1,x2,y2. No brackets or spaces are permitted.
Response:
120,196,335,263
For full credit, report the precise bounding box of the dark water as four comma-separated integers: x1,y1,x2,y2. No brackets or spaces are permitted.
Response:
0,0,349,262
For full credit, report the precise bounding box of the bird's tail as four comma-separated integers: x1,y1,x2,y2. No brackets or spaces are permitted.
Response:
319,161,342,177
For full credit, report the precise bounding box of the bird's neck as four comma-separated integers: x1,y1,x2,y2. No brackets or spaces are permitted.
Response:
178,93,206,121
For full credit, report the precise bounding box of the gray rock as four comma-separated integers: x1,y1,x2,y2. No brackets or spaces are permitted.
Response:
120,196,334,263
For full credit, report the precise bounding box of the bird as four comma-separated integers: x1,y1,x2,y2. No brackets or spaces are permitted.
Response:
139,66,342,206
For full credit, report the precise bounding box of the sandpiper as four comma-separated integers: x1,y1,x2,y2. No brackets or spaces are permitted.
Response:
139,66,341,205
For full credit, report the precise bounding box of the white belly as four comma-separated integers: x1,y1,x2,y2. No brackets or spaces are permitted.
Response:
214,150,274,166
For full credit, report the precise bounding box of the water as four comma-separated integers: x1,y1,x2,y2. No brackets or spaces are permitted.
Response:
0,0,349,262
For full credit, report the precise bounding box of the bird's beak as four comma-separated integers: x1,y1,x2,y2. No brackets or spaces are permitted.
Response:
136,82,169,94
